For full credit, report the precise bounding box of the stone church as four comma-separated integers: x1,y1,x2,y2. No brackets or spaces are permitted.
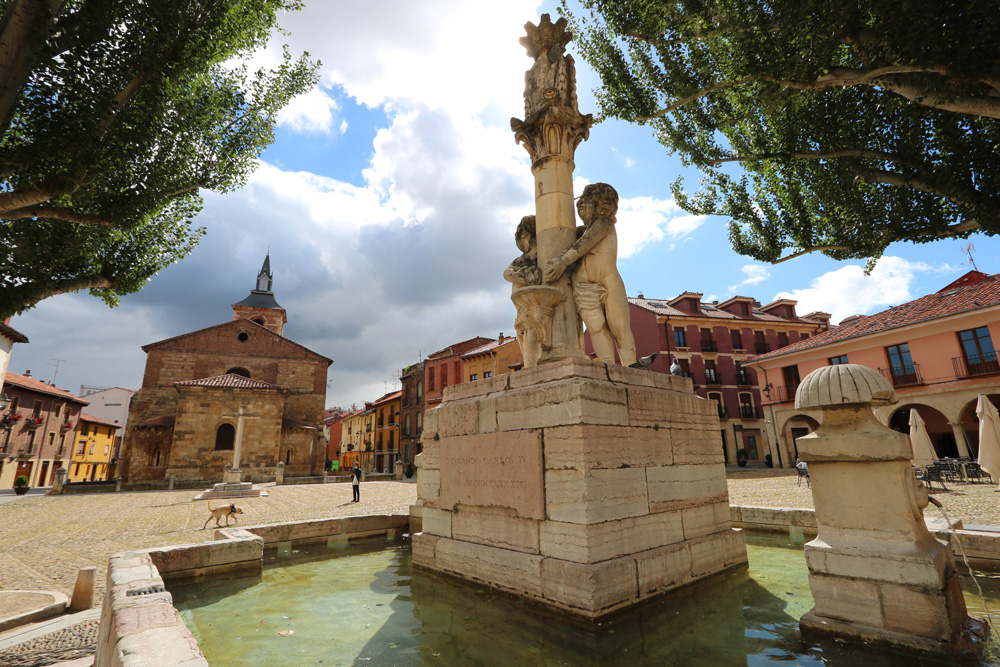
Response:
119,256,333,483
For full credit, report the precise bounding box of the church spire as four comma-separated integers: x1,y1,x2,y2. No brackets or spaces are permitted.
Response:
256,253,273,292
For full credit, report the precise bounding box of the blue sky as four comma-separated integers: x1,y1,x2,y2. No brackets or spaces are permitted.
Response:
10,0,999,409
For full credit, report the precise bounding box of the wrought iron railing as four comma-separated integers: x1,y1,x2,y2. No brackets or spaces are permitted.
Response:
735,371,753,385
740,405,759,419
879,364,923,387
701,339,717,352
953,351,1000,378
705,370,721,385
771,384,798,403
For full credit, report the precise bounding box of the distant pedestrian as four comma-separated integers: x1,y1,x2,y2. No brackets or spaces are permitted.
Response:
351,465,362,502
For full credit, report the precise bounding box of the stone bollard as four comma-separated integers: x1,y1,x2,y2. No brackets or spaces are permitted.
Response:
115,477,122,492
276,461,284,485
796,364,985,658
68,566,96,612
395,460,404,480
323,471,329,484
168,475,175,490
49,467,67,495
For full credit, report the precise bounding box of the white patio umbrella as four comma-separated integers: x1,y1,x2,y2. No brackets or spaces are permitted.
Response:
909,408,937,468
976,394,1000,487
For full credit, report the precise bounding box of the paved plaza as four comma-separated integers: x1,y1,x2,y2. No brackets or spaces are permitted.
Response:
2,473,998,605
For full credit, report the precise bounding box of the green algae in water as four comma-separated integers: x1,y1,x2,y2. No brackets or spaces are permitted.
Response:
171,533,1000,666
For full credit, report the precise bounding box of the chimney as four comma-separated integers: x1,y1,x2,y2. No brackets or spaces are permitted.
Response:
498,332,504,344
24,370,30,377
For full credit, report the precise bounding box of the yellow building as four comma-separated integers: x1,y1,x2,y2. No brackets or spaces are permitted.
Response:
339,404,375,471
461,334,521,382
70,412,117,482
372,390,401,474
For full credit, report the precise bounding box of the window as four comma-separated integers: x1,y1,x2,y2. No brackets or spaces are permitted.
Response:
417,381,423,402
8,396,18,413
958,327,997,375
782,365,801,399
27,430,35,451
777,331,788,348
886,343,915,376
739,393,756,419
754,331,768,354
674,329,687,348
48,432,55,446
470,373,478,381
730,330,744,350
215,423,236,450
227,367,251,378
417,413,422,434
104,445,109,455
704,360,719,384
285,448,294,465
32,400,42,417
89,443,95,455
54,403,61,417
74,464,80,476
829,354,849,365
77,440,86,455
428,368,435,392
708,392,725,418
700,328,716,352
484,371,492,378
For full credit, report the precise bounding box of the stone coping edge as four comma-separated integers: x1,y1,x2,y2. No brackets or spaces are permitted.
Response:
95,514,411,667
0,590,68,633
732,505,1000,572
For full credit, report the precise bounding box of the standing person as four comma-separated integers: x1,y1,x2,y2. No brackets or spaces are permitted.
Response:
351,464,362,502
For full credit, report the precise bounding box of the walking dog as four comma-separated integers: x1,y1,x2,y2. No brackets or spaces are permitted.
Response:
203,502,244,529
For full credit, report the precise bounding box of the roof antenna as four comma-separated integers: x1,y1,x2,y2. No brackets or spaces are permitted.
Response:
47,358,66,385
962,243,978,271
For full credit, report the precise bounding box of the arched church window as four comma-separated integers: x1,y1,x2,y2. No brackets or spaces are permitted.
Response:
285,448,293,465
150,449,161,467
215,423,236,450
251,317,265,326
227,367,251,378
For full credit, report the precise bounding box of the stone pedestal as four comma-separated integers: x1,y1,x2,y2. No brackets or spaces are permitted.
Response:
795,364,986,659
195,481,264,500
411,358,746,620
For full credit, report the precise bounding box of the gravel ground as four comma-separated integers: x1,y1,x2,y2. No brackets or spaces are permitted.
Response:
726,469,1000,526
0,619,98,667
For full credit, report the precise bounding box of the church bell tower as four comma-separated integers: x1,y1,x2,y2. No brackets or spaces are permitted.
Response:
232,253,287,335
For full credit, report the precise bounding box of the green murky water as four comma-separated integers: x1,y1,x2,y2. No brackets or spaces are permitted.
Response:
171,533,1000,666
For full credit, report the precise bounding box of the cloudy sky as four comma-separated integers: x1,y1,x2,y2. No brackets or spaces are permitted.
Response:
9,0,999,409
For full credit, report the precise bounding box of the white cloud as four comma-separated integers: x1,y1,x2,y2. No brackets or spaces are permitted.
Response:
728,264,771,292
276,86,341,133
773,256,938,323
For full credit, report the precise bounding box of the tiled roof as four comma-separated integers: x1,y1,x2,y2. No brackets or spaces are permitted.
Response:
3,372,88,404
427,336,494,359
174,374,288,390
142,319,332,364
751,271,1000,361
628,298,821,325
462,337,518,357
372,390,402,406
0,320,28,343
80,412,118,428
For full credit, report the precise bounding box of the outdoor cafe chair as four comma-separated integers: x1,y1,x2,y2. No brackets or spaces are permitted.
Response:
796,466,810,488
964,462,992,484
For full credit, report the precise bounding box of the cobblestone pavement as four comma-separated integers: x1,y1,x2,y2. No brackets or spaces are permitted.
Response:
726,469,1000,526
0,619,98,667
0,481,417,602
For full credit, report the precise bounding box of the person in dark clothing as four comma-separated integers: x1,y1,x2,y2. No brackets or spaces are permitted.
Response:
351,465,362,502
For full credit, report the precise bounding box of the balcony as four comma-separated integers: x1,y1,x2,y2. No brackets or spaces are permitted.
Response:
705,370,721,385
735,371,753,386
879,364,923,388
953,351,1000,378
770,384,798,403
716,405,728,419
739,405,759,419
701,339,717,353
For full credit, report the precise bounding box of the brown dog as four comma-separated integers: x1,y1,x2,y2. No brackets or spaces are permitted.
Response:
203,502,244,529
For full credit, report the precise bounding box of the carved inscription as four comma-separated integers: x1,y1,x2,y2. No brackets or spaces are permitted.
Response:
439,431,544,520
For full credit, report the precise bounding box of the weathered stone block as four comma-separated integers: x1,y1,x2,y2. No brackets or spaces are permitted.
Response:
436,399,481,437
507,358,609,389
496,380,629,430
545,467,649,524
809,574,885,628
434,537,543,596
544,423,671,470
606,363,690,391
635,542,693,595
438,431,544,519
539,511,683,563
625,386,691,428
804,546,948,588
418,467,441,506
881,583,951,639
647,463,727,511
420,507,453,538
680,502,731,541
689,532,727,578
452,505,539,554
540,556,638,613
411,533,438,568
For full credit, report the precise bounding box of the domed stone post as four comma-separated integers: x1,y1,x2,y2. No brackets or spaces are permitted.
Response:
510,14,591,364
795,364,986,658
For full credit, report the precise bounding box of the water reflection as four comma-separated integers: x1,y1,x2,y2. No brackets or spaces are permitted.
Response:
169,533,1000,666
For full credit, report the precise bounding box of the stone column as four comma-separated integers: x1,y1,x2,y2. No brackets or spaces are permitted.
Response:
275,461,284,485
949,421,972,458
795,364,985,658
511,14,592,364
68,567,96,612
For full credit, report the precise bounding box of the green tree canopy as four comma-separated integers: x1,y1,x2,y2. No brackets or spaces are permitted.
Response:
0,0,318,319
563,1,1000,265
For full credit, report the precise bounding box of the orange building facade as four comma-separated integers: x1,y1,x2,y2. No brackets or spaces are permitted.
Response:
753,271,1000,465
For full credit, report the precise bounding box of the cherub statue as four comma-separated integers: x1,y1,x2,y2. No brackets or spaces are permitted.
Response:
504,215,543,367
543,183,637,366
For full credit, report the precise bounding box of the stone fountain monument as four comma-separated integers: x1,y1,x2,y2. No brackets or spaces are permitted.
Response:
410,14,746,621
795,364,986,658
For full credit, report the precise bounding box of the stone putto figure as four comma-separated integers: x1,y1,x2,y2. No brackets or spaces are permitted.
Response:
543,183,637,366
504,216,543,367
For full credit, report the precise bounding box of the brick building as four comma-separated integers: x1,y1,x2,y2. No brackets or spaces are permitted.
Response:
617,294,829,466
399,362,425,469
119,255,333,483
461,334,521,381
1,371,86,488
424,337,493,408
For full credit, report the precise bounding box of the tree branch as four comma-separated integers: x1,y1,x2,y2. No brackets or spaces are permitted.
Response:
855,168,976,209
707,149,908,167
637,77,756,120
772,245,854,264
1,273,115,319
0,0,63,128
3,205,112,225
